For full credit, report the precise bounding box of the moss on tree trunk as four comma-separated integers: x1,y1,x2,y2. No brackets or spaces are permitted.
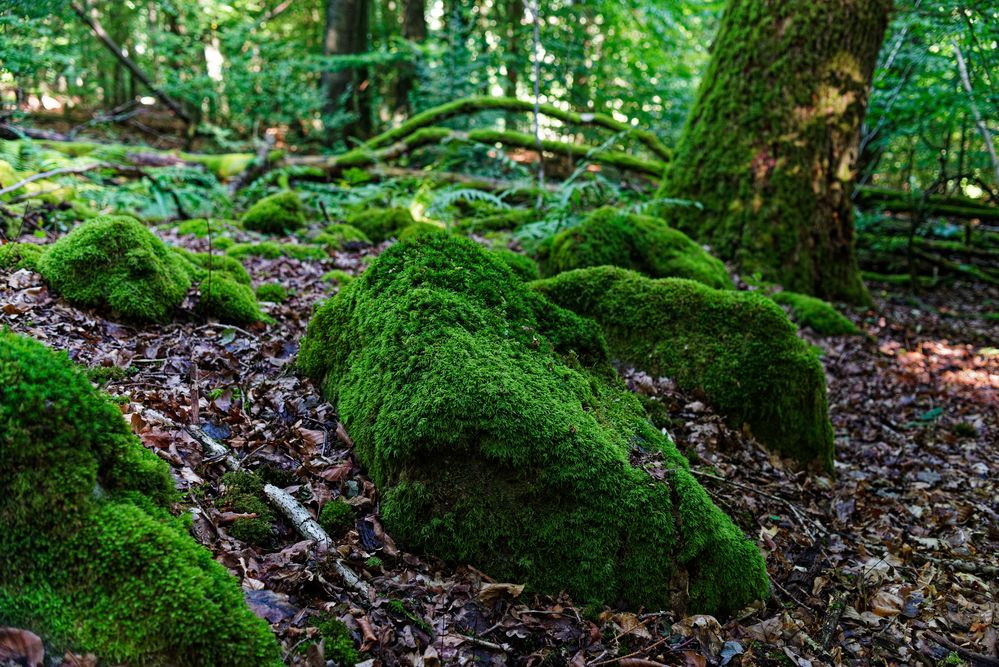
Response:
661,0,892,304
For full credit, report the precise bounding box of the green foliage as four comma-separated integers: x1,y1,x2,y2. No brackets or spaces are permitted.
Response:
309,614,360,666
298,234,768,614
255,282,288,303
489,247,539,281
197,275,263,325
0,242,44,271
454,209,540,233
219,471,275,547
318,500,355,536
314,224,372,250
345,207,415,243
531,266,835,470
771,291,860,336
538,207,731,289
37,216,192,323
241,191,305,234
0,332,281,665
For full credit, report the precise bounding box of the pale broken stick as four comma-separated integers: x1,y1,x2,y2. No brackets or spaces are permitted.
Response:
141,407,370,596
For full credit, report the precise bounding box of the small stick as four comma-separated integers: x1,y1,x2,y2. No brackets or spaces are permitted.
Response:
189,362,200,426
926,631,999,667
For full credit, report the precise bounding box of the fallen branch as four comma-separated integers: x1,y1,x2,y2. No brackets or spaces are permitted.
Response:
0,162,108,197
926,631,999,667
363,95,671,161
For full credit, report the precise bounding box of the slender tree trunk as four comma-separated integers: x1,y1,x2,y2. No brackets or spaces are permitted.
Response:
661,0,893,304
393,0,426,115
322,0,371,141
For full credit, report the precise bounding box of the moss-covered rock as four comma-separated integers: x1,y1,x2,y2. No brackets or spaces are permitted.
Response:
539,208,731,289
0,332,281,665
532,267,834,470
0,242,44,271
771,291,859,336
298,234,768,615
255,282,288,303
241,191,305,234
345,207,414,243
197,275,264,325
37,216,192,323
315,224,371,251
490,247,539,281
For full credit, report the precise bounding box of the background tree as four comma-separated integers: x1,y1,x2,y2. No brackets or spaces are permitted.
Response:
662,0,895,304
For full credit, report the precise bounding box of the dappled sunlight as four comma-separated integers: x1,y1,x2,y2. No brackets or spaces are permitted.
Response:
879,339,999,397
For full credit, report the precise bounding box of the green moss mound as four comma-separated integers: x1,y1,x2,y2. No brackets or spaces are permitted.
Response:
255,282,288,302
197,275,263,325
37,216,192,323
226,241,326,261
397,221,447,242
539,207,731,289
175,218,238,238
241,191,305,234
771,291,860,336
0,332,281,665
0,242,44,271
174,247,251,285
298,234,768,615
490,247,539,281
532,267,834,470
219,471,275,547
318,499,355,536
315,224,371,250
345,207,414,243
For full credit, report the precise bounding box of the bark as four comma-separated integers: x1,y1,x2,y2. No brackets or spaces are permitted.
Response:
661,0,893,304
393,0,426,114
322,0,372,140
70,1,192,124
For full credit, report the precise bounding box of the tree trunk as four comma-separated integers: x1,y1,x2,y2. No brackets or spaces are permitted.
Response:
322,0,371,141
661,0,893,304
393,0,426,115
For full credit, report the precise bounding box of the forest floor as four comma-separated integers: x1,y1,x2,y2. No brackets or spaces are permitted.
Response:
1,225,996,667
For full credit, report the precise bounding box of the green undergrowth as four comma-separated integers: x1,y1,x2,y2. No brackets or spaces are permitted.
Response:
37,215,192,323
345,207,414,243
531,267,834,470
175,218,239,238
226,241,326,261
318,499,355,536
0,331,281,665
0,242,44,271
306,614,360,666
454,209,539,233
298,234,768,615
241,191,305,233
398,221,447,242
538,207,731,289
315,224,371,250
770,291,860,336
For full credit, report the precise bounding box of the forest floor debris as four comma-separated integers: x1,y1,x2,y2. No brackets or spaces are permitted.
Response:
1,230,996,666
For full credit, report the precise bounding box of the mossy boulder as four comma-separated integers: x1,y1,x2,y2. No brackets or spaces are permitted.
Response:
241,191,305,234
298,234,768,615
532,267,834,470
37,215,192,323
490,247,539,281
771,291,860,336
0,242,44,271
539,207,731,289
196,275,264,325
0,331,281,665
345,207,414,243
315,224,371,251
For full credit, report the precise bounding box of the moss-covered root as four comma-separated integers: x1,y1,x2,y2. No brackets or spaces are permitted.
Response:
0,332,282,666
298,234,768,615
531,267,834,471
771,291,860,336
345,207,414,243
37,215,192,323
241,190,305,233
539,207,731,289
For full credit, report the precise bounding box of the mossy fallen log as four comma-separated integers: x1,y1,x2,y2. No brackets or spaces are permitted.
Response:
362,95,672,161
0,332,281,665
531,267,835,470
855,186,999,222
298,234,769,615
538,207,732,290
